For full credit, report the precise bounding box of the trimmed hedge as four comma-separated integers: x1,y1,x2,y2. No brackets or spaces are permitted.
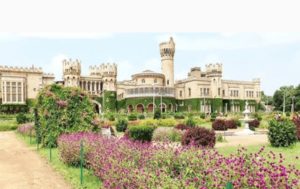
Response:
182,127,216,148
224,119,238,129
128,113,137,121
127,125,156,142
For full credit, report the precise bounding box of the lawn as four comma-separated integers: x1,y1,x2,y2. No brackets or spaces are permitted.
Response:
217,142,300,170
17,133,102,189
0,115,18,131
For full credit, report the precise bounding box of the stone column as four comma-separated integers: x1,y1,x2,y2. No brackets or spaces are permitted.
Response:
21,82,24,103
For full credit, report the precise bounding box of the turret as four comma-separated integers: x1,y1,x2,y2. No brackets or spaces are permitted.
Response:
62,59,81,87
205,63,223,98
160,37,175,87
99,63,117,91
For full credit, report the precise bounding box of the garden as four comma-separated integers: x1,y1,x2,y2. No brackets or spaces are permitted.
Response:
5,84,300,188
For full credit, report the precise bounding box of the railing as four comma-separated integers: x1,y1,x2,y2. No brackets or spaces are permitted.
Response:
125,86,175,98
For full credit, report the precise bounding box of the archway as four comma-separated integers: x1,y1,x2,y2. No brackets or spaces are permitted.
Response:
168,104,173,112
147,103,154,113
91,100,102,114
128,105,134,113
136,104,144,113
159,103,166,113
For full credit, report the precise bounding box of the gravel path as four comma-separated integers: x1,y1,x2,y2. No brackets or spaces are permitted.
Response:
0,131,72,189
216,134,268,148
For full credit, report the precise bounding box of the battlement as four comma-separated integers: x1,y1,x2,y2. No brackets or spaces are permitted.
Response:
159,37,175,58
62,58,81,75
205,63,223,73
89,63,117,77
43,73,55,78
0,65,42,73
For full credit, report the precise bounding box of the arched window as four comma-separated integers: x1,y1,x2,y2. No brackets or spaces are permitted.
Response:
188,88,191,97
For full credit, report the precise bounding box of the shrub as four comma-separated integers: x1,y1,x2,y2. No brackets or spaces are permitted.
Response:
17,123,34,136
210,112,217,121
185,116,196,127
212,119,227,131
127,125,156,142
140,119,158,127
249,119,260,131
16,113,30,124
199,112,206,119
153,110,161,119
216,134,226,142
224,119,237,129
128,113,137,121
108,114,115,121
152,127,183,142
253,112,262,121
36,84,95,147
234,119,242,127
158,118,176,127
292,116,300,140
174,113,185,119
138,114,145,120
116,118,128,132
175,124,191,130
182,127,216,148
268,119,297,147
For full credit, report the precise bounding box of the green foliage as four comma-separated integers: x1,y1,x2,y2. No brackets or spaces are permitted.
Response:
200,112,206,119
36,84,95,147
138,114,145,120
34,108,42,144
108,114,115,121
103,91,117,112
153,110,161,119
152,127,183,142
268,119,297,147
158,118,177,127
0,119,18,131
174,113,185,119
0,104,28,114
185,116,196,127
127,125,156,142
116,118,128,132
210,112,217,121
128,113,137,121
16,113,31,124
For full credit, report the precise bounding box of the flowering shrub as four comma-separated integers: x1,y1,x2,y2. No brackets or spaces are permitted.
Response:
249,119,260,131
36,84,95,147
224,119,238,129
57,132,101,166
152,127,183,142
17,123,34,136
182,127,216,148
268,119,297,147
82,137,300,189
212,119,227,131
292,116,300,140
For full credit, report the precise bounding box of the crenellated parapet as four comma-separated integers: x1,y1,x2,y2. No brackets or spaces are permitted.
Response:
62,59,81,75
205,63,223,77
0,65,42,73
159,37,175,59
89,63,117,77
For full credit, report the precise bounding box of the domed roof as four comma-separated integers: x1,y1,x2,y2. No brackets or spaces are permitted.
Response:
131,70,165,79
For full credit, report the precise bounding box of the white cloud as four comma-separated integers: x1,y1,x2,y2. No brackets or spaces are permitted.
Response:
46,54,69,81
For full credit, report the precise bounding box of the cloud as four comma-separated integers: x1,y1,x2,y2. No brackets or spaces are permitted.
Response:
45,54,69,81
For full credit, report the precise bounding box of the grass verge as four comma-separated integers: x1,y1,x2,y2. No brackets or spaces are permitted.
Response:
17,133,102,189
0,119,18,131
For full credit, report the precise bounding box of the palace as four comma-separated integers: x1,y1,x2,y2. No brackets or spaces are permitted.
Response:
0,37,261,113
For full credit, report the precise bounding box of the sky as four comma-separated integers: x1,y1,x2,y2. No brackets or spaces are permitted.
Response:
0,32,300,96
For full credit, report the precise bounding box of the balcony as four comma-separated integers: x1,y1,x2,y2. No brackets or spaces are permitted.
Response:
125,86,175,98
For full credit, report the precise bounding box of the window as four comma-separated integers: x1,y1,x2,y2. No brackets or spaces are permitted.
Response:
154,79,157,83
222,90,225,96
142,79,145,83
188,88,191,97
180,90,182,97
167,80,169,85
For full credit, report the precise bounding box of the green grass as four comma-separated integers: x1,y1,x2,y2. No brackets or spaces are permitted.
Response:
0,119,18,131
217,142,300,169
17,133,102,189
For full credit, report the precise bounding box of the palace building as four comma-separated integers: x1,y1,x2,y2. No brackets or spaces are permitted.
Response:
0,37,261,114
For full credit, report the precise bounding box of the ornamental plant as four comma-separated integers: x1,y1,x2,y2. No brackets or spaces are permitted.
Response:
268,119,297,147
116,118,128,132
17,123,34,136
185,116,196,127
36,84,95,147
181,127,216,148
152,127,183,142
212,119,227,131
249,119,260,131
128,113,137,121
127,125,156,142
224,119,238,129
175,123,191,130
292,116,300,140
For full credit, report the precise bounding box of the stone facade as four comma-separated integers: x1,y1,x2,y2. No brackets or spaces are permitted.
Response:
0,65,54,104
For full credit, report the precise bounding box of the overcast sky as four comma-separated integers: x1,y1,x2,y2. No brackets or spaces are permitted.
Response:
0,32,300,96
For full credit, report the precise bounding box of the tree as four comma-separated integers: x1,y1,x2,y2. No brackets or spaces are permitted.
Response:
273,86,295,112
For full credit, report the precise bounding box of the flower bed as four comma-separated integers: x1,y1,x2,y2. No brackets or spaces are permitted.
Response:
58,133,300,189
17,123,34,136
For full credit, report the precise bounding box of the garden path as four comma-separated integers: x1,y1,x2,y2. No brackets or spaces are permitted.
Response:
0,131,72,189
215,134,268,148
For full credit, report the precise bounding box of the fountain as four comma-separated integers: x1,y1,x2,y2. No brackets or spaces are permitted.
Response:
234,101,255,136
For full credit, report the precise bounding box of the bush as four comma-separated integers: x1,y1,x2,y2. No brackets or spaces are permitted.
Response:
152,127,183,142
138,114,145,120
153,110,161,119
268,119,297,147
127,125,156,142
116,118,128,132
128,113,137,121
108,114,115,121
181,127,216,148
249,119,260,131
175,124,192,130
234,119,242,127
185,116,196,127
224,119,238,129
158,118,176,127
210,112,217,121
212,119,227,131
36,84,95,147
16,113,30,124
253,112,262,121
292,116,300,140
17,123,34,136
140,119,158,127
174,113,185,119
199,112,206,119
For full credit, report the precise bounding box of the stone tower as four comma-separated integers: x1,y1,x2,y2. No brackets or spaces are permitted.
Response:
99,63,117,91
62,59,81,87
160,37,175,87
205,63,223,98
